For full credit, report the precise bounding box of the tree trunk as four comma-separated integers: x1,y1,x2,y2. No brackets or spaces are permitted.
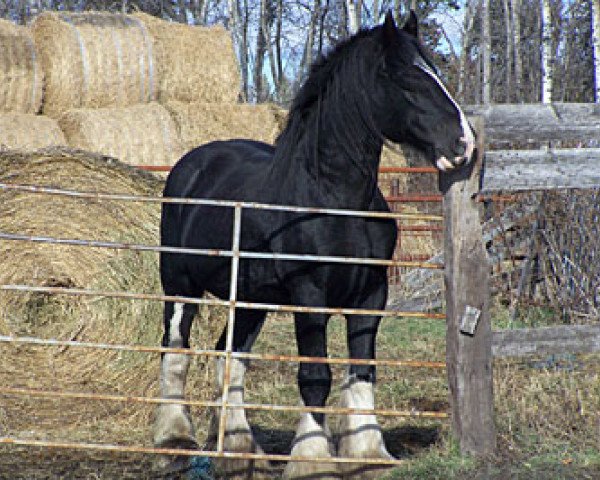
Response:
511,0,523,102
482,0,492,104
503,0,513,103
458,0,476,103
372,0,380,24
541,0,553,103
346,0,360,34
592,0,600,102
228,0,248,101
300,0,320,77
254,0,268,102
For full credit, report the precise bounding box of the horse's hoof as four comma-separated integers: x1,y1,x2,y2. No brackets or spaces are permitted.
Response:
208,431,273,479
153,438,201,476
283,414,341,479
283,460,342,480
338,443,395,480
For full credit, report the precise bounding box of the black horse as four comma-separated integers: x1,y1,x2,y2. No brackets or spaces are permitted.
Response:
154,11,474,480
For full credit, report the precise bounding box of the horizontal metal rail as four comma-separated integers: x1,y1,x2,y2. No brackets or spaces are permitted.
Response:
0,232,444,270
0,335,446,369
0,387,448,419
0,183,443,221
139,165,440,175
0,437,407,466
0,285,446,319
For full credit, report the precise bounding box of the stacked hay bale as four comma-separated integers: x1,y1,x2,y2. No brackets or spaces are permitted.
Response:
0,19,67,150
0,18,43,114
30,11,156,118
134,12,239,105
59,102,185,166
0,113,66,151
166,101,283,151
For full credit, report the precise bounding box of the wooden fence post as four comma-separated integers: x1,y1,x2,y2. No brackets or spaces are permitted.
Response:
439,117,496,456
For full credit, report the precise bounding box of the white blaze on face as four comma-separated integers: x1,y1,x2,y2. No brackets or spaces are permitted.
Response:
415,58,476,171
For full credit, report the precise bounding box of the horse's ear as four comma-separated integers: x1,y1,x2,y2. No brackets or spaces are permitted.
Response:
402,10,419,38
383,10,398,44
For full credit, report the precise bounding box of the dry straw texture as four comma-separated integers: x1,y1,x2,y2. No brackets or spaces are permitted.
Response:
0,19,43,114
59,102,185,166
0,148,164,445
0,148,228,451
0,113,66,150
134,12,240,104
31,11,156,118
165,101,283,151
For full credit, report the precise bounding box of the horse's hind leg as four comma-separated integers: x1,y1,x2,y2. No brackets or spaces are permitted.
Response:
153,301,199,472
284,312,340,480
338,310,393,480
208,308,272,479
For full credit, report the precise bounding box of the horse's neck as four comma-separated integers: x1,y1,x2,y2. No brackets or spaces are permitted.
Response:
272,107,383,211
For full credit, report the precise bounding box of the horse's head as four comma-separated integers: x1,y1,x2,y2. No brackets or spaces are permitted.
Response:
375,11,475,171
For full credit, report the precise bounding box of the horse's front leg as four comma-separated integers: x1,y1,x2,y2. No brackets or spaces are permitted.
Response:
284,312,340,480
208,308,272,479
338,306,394,479
153,301,199,471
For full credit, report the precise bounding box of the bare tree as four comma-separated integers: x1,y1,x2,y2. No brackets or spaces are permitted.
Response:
482,0,491,104
541,0,552,103
346,0,361,34
593,0,600,102
457,0,476,102
511,0,523,102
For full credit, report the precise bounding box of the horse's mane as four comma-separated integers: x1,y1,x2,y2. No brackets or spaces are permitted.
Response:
274,26,386,179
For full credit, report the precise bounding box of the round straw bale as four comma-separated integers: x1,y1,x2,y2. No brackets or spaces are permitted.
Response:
59,102,185,167
31,11,156,118
0,19,43,114
165,101,282,151
0,113,66,151
134,13,240,104
0,147,225,445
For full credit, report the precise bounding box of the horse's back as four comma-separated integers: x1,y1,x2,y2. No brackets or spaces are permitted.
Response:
164,139,275,200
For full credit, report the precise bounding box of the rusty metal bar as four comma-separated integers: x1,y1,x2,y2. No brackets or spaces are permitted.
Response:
398,225,443,233
0,387,448,419
0,335,445,369
0,284,446,319
0,183,443,221
0,231,444,270
379,166,438,174
138,165,440,175
388,194,443,203
0,437,407,466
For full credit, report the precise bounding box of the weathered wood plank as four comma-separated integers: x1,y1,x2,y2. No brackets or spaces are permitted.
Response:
492,324,600,357
440,117,496,456
482,148,600,193
465,103,600,143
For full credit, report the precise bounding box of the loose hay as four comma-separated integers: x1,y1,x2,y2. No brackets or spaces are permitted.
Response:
59,102,185,167
134,13,240,104
31,11,156,118
0,113,66,151
165,101,283,151
0,147,226,449
0,19,43,114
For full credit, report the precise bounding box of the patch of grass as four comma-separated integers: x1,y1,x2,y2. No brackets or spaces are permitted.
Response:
383,439,476,480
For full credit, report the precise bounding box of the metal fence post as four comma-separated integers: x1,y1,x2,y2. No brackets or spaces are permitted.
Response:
216,203,242,453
